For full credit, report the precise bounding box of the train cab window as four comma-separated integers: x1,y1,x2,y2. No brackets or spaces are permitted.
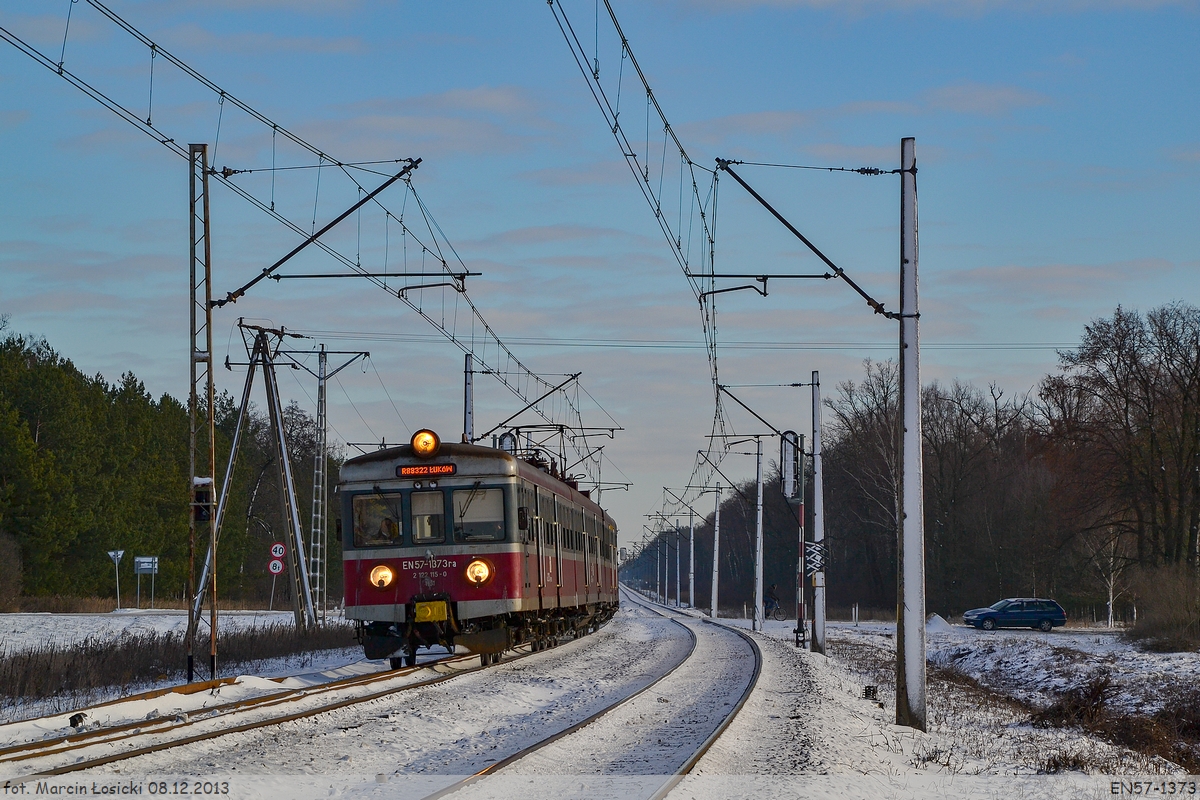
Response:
411,491,446,543
352,494,403,548
453,487,505,542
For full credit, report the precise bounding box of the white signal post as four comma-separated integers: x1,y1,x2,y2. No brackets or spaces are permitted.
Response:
269,541,286,612
108,550,124,610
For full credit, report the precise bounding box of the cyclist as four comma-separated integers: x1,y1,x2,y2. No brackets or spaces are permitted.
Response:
764,583,781,616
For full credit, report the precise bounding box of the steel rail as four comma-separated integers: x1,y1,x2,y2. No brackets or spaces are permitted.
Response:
5,653,480,770
417,589,697,800
12,620,609,778
625,592,764,800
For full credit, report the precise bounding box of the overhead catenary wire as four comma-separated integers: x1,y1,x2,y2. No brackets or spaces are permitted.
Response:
551,0,731,512
2,2,623,493
724,160,898,176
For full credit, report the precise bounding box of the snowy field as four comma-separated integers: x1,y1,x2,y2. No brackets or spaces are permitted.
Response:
3,600,1198,800
0,608,299,654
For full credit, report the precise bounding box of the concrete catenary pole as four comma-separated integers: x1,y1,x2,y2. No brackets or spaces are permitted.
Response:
688,510,695,609
812,370,826,654
711,483,722,618
675,520,681,607
656,537,661,603
754,437,765,632
896,136,927,730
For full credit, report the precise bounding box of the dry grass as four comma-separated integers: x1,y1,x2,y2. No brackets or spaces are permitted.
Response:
0,622,356,711
1033,673,1200,772
828,631,1178,775
828,606,894,622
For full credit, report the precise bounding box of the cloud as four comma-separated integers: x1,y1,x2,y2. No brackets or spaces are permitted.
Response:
345,86,542,119
1166,145,1200,163
0,110,30,130
296,86,551,160
922,82,1050,116
159,22,365,55
940,260,1174,302
677,110,813,147
520,159,631,188
461,224,644,249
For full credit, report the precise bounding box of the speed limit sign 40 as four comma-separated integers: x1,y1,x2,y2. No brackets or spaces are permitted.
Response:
268,559,285,575
270,542,286,559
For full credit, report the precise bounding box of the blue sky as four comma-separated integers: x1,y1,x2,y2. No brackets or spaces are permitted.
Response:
1,0,1197,545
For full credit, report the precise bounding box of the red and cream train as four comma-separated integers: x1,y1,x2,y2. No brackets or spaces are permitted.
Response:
339,429,619,666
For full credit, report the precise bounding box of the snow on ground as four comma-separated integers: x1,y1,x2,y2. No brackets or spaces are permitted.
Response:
0,609,298,654
837,618,1200,716
5,600,1198,800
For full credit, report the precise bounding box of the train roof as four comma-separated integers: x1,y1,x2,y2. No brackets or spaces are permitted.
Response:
342,441,508,467
340,441,612,522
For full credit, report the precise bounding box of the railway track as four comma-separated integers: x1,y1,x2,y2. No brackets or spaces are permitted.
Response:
0,627,587,779
419,586,762,800
3,592,758,798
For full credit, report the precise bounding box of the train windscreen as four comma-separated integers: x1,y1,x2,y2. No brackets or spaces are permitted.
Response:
353,494,403,547
453,486,505,542
411,490,446,543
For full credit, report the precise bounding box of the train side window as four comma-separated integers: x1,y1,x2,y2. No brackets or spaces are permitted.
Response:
352,494,403,548
411,490,445,543
453,487,505,542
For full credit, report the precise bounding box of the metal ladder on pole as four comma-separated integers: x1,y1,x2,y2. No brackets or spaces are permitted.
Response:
309,346,328,626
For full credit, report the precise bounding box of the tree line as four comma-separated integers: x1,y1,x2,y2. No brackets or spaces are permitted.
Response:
625,302,1200,622
0,320,342,608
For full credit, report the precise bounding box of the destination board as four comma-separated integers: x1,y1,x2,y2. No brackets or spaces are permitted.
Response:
397,463,457,477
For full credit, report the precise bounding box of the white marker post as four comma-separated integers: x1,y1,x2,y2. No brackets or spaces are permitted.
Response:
107,550,124,610
269,541,286,613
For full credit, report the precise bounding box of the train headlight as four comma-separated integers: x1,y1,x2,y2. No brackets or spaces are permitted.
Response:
370,564,394,588
411,429,441,459
465,559,492,586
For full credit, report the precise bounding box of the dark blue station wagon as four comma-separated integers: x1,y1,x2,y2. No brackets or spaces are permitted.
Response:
962,598,1067,631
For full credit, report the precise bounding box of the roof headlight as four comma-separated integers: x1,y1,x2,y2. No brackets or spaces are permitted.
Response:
411,429,441,459
370,564,394,589
465,559,492,586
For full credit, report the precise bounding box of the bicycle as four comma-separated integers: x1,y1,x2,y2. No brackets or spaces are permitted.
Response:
764,600,786,621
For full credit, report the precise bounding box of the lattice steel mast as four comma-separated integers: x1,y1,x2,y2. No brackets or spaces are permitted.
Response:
187,143,217,682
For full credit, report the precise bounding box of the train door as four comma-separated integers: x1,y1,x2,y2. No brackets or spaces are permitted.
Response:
553,497,563,609
537,484,547,609
519,482,535,608
582,513,590,605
